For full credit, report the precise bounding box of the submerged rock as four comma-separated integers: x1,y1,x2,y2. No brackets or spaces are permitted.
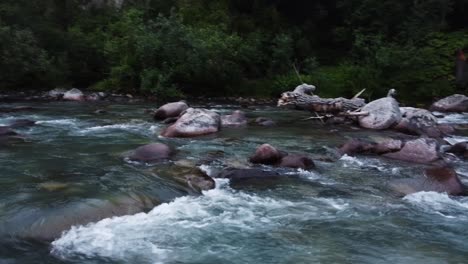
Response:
128,143,172,162
217,168,282,182
255,117,276,127
391,167,466,196
430,94,468,112
8,119,36,128
383,138,440,164
249,144,285,165
221,110,247,127
153,101,188,120
0,195,158,241
161,108,221,138
359,97,401,130
63,88,85,101
279,154,315,169
167,167,215,192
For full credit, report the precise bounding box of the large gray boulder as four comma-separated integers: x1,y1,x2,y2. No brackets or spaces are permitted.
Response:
359,97,401,130
153,101,189,120
161,108,221,138
63,88,85,101
383,138,441,164
430,94,468,112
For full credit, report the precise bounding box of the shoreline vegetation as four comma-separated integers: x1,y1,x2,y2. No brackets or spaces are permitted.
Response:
1,0,468,104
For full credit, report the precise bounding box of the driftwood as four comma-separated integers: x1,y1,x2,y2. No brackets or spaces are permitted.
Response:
278,85,366,113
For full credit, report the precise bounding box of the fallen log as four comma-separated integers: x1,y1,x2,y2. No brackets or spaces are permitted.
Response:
278,84,366,113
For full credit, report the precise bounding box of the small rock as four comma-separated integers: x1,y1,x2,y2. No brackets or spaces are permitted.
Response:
221,110,248,127
249,144,285,165
279,154,315,169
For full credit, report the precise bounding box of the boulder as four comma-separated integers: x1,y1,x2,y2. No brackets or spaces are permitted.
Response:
63,88,85,101
430,94,468,112
394,107,442,137
383,138,441,164
359,97,401,130
128,143,172,162
390,167,466,196
153,101,188,120
86,93,102,101
338,139,375,156
279,154,315,169
161,108,221,138
249,144,285,165
221,110,247,127
373,139,403,154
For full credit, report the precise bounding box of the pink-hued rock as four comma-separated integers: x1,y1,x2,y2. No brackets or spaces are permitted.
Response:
430,94,468,112
153,101,188,120
279,154,315,169
383,138,440,164
63,88,85,101
128,143,172,162
249,144,285,165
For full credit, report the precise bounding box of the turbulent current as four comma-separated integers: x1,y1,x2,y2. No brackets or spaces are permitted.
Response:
1,101,468,264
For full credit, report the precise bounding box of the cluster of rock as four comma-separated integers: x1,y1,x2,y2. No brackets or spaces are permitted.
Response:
151,101,276,138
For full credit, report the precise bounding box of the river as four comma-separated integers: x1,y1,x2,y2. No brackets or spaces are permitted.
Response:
1,101,468,263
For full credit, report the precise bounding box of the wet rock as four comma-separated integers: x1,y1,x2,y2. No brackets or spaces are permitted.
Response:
279,154,315,169
373,139,403,154
63,88,85,101
221,110,247,127
391,167,466,196
383,138,441,164
153,101,188,120
128,143,172,162
170,167,215,192
249,144,285,165
8,195,158,241
395,107,440,137
255,117,276,127
338,139,375,156
430,94,468,112
161,108,221,138
359,97,401,130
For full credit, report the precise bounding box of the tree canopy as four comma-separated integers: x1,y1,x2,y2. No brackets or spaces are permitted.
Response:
1,0,467,102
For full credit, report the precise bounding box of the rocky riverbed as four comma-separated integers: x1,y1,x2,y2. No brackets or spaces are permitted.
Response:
0,98,467,264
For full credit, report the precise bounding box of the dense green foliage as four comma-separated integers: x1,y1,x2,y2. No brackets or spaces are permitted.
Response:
1,0,468,102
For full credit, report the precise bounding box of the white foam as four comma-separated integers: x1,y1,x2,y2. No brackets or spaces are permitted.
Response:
36,119,79,126
51,181,347,262
437,113,468,124
340,154,364,167
444,136,468,145
403,191,468,217
76,121,158,136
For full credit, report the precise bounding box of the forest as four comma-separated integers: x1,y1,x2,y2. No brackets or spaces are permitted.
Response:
1,0,468,103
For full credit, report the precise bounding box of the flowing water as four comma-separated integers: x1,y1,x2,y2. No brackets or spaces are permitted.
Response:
1,101,468,264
